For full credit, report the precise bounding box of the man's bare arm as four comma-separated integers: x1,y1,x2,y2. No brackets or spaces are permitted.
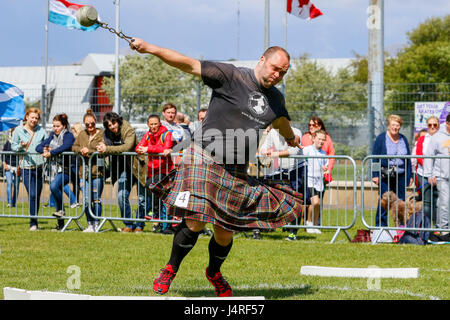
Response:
272,116,301,148
130,38,201,77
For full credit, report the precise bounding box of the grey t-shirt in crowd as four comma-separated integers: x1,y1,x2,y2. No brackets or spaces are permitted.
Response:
193,61,290,165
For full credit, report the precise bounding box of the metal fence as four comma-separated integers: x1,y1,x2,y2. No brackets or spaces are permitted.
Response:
2,151,360,241
256,154,358,243
0,151,86,232
1,150,449,243
288,82,450,157
85,152,183,233
15,81,450,156
361,155,449,243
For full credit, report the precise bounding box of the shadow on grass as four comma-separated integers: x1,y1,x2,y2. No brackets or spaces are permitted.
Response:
131,284,316,299
0,220,51,231
237,231,317,241
178,285,316,299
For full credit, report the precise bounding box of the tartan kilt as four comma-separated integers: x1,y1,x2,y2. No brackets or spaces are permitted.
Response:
148,144,303,231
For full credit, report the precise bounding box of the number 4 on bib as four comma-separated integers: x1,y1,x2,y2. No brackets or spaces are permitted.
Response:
174,191,190,208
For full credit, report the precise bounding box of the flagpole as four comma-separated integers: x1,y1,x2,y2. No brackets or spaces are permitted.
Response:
45,0,49,87
114,0,121,115
264,0,270,50
43,0,50,129
283,7,287,49
237,0,240,60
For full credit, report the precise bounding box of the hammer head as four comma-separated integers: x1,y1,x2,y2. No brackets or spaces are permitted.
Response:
76,5,98,27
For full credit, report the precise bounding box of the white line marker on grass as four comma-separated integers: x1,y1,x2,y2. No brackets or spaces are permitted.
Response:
3,288,264,300
300,266,420,278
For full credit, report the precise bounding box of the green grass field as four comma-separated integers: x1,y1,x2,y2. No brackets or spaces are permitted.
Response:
0,210,448,300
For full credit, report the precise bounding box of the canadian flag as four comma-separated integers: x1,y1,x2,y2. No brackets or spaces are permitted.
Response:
287,0,323,19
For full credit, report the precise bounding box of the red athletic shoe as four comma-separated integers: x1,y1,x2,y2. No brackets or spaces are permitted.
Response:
205,267,233,297
153,265,177,295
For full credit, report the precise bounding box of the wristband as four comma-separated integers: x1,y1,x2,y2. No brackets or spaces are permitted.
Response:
285,135,295,141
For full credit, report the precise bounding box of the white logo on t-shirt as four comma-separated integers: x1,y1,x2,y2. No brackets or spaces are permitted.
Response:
248,91,269,116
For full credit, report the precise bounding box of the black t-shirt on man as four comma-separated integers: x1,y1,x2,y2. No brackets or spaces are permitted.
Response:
193,61,290,165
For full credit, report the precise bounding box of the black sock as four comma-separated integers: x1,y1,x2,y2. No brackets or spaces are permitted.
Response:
207,236,233,277
167,220,201,272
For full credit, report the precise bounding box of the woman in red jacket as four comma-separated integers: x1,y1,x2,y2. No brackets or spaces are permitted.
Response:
136,114,175,232
136,114,174,177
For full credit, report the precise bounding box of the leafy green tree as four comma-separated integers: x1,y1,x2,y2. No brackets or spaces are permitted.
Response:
286,55,366,124
102,54,209,122
406,15,450,46
286,55,333,114
350,15,450,111
385,15,450,111
349,52,368,83
386,15,450,84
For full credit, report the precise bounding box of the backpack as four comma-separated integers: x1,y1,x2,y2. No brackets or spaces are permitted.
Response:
398,211,431,245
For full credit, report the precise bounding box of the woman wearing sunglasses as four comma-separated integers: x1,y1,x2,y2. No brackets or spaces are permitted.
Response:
302,116,335,175
415,116,440,226
72,109,105,232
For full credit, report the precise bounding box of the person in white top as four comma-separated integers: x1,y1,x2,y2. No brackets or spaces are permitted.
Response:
416,116,440,225
257,125,305,240
423,114,450,234
161,103,191,148
259,125,303,175
302,129,329,234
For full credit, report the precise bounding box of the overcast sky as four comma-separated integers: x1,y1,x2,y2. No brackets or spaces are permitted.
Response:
1,0,449,67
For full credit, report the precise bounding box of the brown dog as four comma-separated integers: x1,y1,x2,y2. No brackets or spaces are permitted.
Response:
380,191,421,227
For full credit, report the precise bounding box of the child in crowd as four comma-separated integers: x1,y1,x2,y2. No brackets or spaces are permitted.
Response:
302,129,329,234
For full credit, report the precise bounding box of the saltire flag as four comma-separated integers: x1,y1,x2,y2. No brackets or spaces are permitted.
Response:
49,0,99,31
287,0,323,20
0,82,25,132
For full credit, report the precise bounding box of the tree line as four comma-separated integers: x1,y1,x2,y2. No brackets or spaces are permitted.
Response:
102,15,449,122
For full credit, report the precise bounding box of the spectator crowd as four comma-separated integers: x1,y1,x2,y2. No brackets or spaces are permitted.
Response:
1,108,449,242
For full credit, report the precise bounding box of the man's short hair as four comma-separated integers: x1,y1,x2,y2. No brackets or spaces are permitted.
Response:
263,46,290,61
147,113,161,122
176,112,185,123
162,103,177,113
446,114,450,123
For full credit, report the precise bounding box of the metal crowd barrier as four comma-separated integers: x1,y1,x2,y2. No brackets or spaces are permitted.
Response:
85,152,358,240
87,152,181,233
361,155,449,242
4,150,448,242
0,151,86,232
256,154,358,243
